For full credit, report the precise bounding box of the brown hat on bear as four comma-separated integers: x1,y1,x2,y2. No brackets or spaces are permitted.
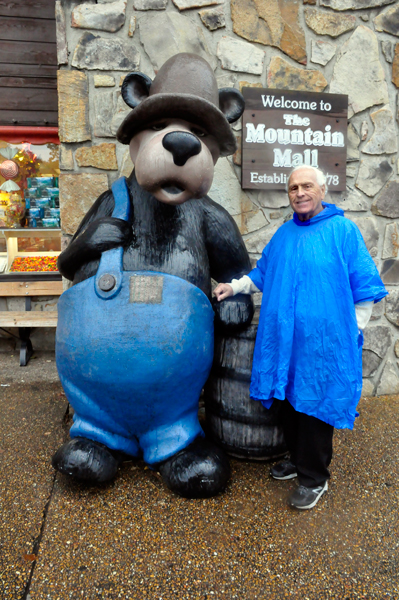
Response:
117,53,244,157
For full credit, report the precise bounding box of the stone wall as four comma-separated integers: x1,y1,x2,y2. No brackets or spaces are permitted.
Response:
57,0,399,396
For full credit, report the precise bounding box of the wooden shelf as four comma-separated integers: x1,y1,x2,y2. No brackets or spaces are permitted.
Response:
0,280,63,296
0,310,58,327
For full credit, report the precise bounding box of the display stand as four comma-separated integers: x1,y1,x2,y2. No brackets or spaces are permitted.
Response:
0,126,61,364
0,275,62,365
0,229,62,366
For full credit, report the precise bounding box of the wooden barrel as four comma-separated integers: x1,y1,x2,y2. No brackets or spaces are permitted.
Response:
204,323,287,460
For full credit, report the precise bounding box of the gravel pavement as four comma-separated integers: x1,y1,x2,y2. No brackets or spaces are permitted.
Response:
1,353,398,599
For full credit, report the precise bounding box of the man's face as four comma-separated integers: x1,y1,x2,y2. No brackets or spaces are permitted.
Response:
287,168,325,222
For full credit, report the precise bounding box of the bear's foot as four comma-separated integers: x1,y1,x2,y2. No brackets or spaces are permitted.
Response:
52,437,121,484
158,438,230,498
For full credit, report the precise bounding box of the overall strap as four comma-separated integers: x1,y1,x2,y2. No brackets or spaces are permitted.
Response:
95,177,131,300
110,176,131,221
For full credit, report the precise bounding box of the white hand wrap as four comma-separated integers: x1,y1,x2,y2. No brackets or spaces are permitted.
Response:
355,300,373,330
229,275,260,295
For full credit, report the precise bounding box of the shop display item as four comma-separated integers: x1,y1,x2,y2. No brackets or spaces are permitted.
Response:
36,198,50,209
24,177,60,227
6,192,25,227
0,147,21,193
0,191,8,227
0,191,25,228
47,187,60,199
42,218,59,228
0,148,25,227
53,53,253,499
0,229,61,275
0,143,61,276
0,159,19,180
10,256,58,272
0,232,6,272
0,148,60,229
27,176,55,189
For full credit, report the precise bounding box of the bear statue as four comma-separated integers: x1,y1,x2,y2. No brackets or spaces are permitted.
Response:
52,53,253,498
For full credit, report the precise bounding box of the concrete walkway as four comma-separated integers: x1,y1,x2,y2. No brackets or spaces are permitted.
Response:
1,353,398,599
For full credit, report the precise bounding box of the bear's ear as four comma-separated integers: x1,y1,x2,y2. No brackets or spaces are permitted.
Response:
219,88,245,123
121,72,152,108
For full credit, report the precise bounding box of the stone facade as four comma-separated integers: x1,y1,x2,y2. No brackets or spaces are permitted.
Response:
56,0,399,396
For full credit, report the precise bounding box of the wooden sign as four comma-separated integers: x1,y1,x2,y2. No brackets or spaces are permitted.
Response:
242,88,348,191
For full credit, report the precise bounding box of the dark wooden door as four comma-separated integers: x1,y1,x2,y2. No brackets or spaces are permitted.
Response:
0,1,58,126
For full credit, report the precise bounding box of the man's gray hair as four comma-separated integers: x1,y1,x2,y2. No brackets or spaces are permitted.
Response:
286,165,328,193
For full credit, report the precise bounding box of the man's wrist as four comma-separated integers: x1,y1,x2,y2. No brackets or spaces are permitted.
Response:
229,279,242,295
230,275,259,295
355,300,373,330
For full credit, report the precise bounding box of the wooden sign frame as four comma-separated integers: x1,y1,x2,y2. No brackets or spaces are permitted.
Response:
242,88,348,192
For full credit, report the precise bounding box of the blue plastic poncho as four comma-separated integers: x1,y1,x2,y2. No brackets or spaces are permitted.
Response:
248,202,387,430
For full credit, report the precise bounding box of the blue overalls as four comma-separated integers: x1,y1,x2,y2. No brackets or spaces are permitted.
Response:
56,177,214,465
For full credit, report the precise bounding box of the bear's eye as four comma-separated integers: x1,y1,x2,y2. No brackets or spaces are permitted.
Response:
152,123,167,131
191,127,206,138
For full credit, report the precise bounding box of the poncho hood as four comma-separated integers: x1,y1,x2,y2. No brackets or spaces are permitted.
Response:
293,202,343,226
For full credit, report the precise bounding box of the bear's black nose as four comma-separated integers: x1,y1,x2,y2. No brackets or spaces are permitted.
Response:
162,131,201,167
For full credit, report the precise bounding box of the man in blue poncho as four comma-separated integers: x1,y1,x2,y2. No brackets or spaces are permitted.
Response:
214,165,387,510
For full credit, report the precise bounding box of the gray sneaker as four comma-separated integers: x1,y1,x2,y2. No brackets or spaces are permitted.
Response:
270,460,297,480
287,480,328,510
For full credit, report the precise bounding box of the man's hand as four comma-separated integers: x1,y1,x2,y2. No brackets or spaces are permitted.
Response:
213,283,234,301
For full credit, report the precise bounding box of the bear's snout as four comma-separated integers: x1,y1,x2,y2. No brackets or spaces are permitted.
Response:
162,131,201,167
130,119,216,203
